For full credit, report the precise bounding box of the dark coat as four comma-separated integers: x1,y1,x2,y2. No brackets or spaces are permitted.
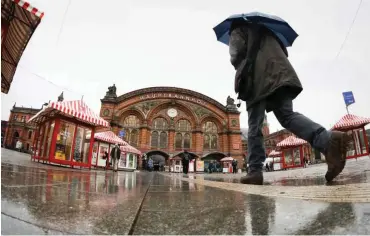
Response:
229,25,303,112
110,146,121,160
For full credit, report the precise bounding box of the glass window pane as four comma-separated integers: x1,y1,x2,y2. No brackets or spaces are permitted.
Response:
45,122,55,159
293,148,301,165
211,135,217,149
123,115,140,128
283,149,293,166
184,133,190,149
160,132,167,148
97,143,109,167
130,129,138,147
203,135,210,149
151,131,159,148
55,121,76,161
175,133,182,149
176,120,190,132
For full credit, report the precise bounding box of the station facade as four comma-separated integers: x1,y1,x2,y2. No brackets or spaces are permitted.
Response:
99,86,244,168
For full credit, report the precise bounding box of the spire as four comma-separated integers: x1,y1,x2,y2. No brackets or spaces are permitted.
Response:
13,102,16,108
58,92,64,102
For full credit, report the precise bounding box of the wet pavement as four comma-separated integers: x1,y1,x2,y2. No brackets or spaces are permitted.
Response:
1,149,370,235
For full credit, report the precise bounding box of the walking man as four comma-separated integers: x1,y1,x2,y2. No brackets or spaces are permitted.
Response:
228,21,351,185
110,143,121,172
182,150,190,174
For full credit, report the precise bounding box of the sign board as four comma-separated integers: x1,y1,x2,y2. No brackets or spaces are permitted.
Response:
233,143,240,150
118,130,125,138
342,91,355,106
196,161,204,172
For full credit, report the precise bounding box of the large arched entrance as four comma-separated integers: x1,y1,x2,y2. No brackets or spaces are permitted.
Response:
12,131,19,149
202,152,227,172
145,150,169,171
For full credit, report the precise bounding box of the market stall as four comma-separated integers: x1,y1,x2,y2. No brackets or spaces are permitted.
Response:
277,136,307,170
118,144,141,172
169,156,182,173
269,150,282,171
28,100,109,168
2,0,44,94
92,131,126,168
220,156,233,173
332,114,370,159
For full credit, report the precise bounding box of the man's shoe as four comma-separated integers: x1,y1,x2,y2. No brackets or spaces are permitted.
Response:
324,131,352,182
240,171,263,185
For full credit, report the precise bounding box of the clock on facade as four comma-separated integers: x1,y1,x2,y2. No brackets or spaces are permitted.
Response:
103,109,110,116
167,108,178,118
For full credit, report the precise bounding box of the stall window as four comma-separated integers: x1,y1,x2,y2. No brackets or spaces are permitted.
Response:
55,121,76,161
346,130,355,156
128,153,134,168
28,130,32,139
72,126,91,164
283,149,293,166
97,143,109,167
293,148,301,166
44,122,55,159
40,122,49,158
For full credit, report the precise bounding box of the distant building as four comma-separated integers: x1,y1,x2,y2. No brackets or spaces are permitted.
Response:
1,120,8,147
3,104,41,152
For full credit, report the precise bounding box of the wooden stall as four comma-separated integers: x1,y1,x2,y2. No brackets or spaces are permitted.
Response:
332,114,370,159
277,136,307,170
28,100,109,169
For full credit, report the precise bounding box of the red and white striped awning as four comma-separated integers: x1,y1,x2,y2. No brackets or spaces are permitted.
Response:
28,100,109,127
2,0,44,94
13,0,45,18
94,131,127,145
332,114,370,130
277,135,307,148
120,145,141,155
268,150,281,157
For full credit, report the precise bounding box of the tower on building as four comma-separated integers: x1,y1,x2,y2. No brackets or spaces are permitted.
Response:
262,114,270,136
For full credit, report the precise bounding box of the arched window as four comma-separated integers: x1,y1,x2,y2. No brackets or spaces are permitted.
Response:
122,115,140,147
175,133,183,149
175,119,191,149
151,131,159,148
176,119,191,132
123,115,140,127
203,121,218,150
151,118,169,149
160,132,167,148
153,117,168,130
184,133,191,149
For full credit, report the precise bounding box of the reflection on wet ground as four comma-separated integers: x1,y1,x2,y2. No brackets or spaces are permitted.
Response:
1,149,370,235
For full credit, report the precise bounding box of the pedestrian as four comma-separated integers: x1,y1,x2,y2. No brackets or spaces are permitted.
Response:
228,21,351,185
232,159,238,174
110,143,121,172
148,158,153,172
182,150,190,174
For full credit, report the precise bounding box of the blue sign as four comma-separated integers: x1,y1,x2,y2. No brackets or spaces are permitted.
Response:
342,91,355,106
118,130,125,138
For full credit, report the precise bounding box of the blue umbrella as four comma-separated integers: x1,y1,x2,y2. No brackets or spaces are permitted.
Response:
213,12,298,47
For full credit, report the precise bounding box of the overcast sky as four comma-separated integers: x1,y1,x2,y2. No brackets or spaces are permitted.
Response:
2,0,370,132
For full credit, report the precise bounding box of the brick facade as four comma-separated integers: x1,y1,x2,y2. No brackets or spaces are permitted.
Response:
3,104,41,152
99,87,244,168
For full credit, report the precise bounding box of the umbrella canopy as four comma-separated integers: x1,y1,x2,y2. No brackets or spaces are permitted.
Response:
2,0,44,94
94,131,127,145
277,135,307,148
268,150,281,157
28,100,109,127
120,145,141,155
332,114,370,130
213,12,298,47
220,156,234,162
